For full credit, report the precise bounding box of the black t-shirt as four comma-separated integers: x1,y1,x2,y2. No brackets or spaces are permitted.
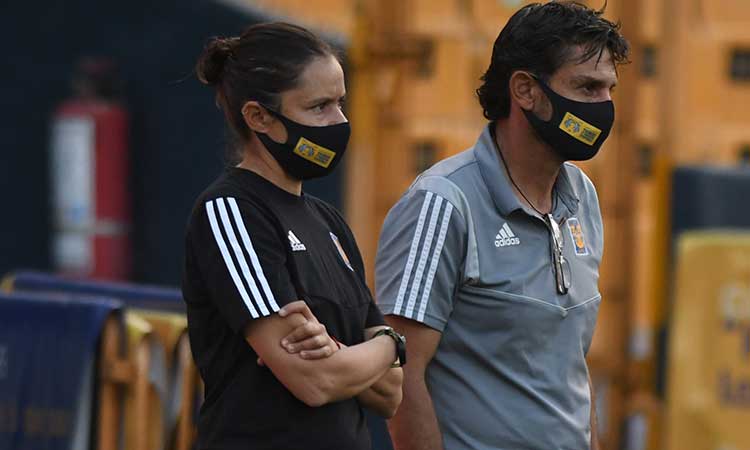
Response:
182,167,385,450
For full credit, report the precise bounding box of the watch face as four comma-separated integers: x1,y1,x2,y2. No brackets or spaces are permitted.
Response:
377,328,406,367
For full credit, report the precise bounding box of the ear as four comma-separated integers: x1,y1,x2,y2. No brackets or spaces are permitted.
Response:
509,71,538,112
241,101,274,134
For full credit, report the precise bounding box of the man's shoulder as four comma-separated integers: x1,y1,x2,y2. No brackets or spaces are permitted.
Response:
422,147,477,180
562,162,599,203
406,148,479,206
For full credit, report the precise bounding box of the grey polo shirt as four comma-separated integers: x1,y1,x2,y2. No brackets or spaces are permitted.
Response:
375,124,603,450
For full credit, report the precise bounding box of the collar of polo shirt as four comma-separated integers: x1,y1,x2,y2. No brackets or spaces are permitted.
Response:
475,124,580,221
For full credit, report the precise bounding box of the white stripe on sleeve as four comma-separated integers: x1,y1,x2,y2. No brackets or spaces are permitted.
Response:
403,196,444,318
416,202,453,323
215,198,270,316
227,197,280,312
205,200,260,319
393,191,434,315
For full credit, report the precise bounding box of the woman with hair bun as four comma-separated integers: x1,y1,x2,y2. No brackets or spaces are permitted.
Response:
181,22,404,450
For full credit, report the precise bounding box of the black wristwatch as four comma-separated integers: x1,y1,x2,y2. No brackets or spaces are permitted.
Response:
373,326,406,367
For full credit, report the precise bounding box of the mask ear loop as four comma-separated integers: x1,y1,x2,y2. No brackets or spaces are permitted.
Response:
517,71,554,123
525,72,558,103
257,102,279,117
240,101,282,131
247,102,294,151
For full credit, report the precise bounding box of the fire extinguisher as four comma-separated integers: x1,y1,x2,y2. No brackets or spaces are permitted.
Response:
50,58,131,280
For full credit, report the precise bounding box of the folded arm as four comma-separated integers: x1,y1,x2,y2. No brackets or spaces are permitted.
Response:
266,303,403,416
245,306,398,407
355,325,403,418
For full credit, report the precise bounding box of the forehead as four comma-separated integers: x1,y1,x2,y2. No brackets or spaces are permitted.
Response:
287,55,345,101
554,46,618,85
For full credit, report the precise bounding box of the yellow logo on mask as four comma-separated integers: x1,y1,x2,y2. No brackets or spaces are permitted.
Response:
559,112,602,146
293,137,336,168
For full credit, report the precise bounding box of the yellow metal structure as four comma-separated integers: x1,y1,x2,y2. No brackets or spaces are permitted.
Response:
122,312,166,450
666,232,750,450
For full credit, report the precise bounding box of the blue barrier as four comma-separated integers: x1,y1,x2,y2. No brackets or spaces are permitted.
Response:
0,293,121,450
5,271,184,313
3,271,395,450
4,272,189,449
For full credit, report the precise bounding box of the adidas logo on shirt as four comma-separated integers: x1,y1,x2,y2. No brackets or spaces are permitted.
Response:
288,231,307,252
495,223,520,247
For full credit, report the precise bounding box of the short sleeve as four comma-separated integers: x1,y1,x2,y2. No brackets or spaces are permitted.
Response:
365,299,386,328
375,189,467,332
186,196,298,333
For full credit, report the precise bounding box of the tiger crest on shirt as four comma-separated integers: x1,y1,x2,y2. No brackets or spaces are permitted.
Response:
330,232,354,271
566,218,589,256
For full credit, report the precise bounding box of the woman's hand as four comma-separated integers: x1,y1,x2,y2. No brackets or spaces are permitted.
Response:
280,301,340,359
257,300,339,365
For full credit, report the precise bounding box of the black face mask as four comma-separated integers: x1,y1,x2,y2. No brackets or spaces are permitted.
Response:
522,75,614,161
255,106,351,180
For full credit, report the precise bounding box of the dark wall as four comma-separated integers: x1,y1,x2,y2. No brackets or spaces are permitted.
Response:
671,165,750,236
0,0,343,285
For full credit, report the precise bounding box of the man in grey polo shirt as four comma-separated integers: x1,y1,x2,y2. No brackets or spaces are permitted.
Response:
375,3,629,450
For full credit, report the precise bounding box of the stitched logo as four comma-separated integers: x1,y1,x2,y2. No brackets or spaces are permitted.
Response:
495,223,520,247
567,218,589,256
288,231,307,252
330,232,354,271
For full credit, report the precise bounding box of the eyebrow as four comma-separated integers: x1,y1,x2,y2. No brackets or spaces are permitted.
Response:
572,75,617,88
305,94,346,106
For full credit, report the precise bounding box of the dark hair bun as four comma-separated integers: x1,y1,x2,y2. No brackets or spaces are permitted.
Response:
195,22,335,146
196,37,237,85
